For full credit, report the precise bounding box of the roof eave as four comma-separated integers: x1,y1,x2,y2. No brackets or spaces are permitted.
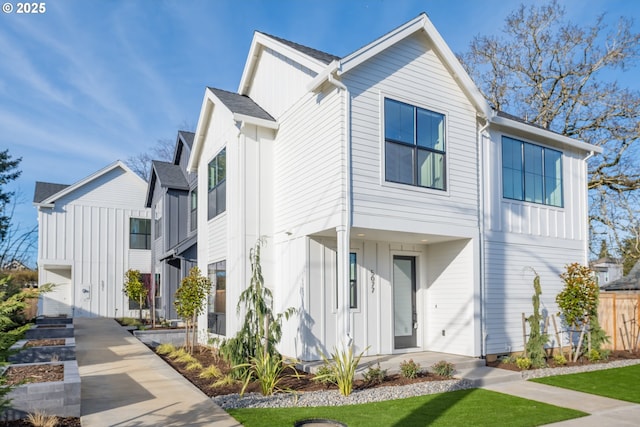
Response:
491,115,604,154
239,32,328,96
40,160,146,205
335,13,491,120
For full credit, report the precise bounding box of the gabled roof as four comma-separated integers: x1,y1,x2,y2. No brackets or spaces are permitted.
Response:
208,87,275,122
173,130,195,166
145,160,189,207
34,160,145,207
239,31,337,95
33,182,69,204
188,87,277,172
258,32,340,65
601,261,640,291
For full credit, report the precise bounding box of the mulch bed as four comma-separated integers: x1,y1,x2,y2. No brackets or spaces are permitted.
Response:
3,364,63,386
487,349,640,371
24,339,65,348
157,346,453,397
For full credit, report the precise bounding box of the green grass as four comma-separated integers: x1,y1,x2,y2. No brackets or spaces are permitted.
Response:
228,388,586,427
532,363,640,403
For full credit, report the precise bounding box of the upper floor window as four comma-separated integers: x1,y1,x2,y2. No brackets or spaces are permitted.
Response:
154,198,162,239
190,187,197,232
130,218,151,250
502,136,563,207
208,148,226,220
384,98,446,191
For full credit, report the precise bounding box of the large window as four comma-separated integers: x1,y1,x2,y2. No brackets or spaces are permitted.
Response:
130,218,151,250
207,260,226,335
384,98,446,190
208,148,226,220
190,187,197,232
502,136,563,207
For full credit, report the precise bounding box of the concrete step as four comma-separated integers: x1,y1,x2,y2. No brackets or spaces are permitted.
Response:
456,365,523,387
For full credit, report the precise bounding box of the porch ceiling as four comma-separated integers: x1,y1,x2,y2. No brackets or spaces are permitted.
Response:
312,227,464,245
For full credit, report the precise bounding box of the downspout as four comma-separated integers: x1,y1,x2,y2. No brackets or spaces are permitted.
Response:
477,118,490,358
326,71,351,347
583,151,595,264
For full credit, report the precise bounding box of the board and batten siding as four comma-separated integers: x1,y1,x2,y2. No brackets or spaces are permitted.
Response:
38,167,150,318
481,129,589,355
482,235,585,355
246,46,318,119
344,33,479,235
484,130,588,241
273,87,345,237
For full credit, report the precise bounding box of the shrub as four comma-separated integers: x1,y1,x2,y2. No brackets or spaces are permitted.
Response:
168,348,187,360
175,353,197,364
587,349,601,362
362,363,387,385
431,360,455,377
156,343,176,355
553,353,567,366
26,411,58,427
317,345,366,396
185,361,203,371
516,357,532,370
400,359,421,379
123,269,148,322
238,351,297,396
312,363,335,386
211,374,237,388
199,365,222,380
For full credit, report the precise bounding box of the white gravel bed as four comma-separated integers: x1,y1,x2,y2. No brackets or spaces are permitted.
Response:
520,358,640,380
214,378,474,409
214,358,640,409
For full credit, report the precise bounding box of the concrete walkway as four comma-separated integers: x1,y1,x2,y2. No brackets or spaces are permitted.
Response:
74,317,241,427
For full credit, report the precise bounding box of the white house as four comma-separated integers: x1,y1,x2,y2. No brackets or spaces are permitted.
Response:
33,161,151,318
188,14,601,360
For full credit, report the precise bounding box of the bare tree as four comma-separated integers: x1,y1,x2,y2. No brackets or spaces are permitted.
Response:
0,192,37,269
460,0,640,259
125,138,176,180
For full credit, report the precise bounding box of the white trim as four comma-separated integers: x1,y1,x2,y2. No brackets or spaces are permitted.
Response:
233,113,279,130
491,115,602,154
239,32,328,95
37,160,145,206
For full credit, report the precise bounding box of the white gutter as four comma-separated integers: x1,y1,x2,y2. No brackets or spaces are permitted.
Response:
233,113,279,130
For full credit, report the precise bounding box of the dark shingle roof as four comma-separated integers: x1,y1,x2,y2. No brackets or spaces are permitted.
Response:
208,87,275,122
33,181,69,203
152,161,189,190
601,261,640,291
178,131,195,150
258,31,340,65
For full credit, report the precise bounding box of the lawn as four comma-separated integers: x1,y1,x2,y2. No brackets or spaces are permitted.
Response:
228,388,586,427
532,363,640,403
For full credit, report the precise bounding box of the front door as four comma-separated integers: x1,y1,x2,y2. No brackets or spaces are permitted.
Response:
393,256,417,349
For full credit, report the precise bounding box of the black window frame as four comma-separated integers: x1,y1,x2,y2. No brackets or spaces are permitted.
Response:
190,187,197,232
208,148,226,220
207,260,226,336
384,98,447,191
501,136,563,207
129,218,151,250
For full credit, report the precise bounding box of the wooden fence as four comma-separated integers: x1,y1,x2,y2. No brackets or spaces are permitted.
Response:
598,292,640,351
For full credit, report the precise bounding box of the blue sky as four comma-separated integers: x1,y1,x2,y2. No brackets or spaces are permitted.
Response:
2,0,639,266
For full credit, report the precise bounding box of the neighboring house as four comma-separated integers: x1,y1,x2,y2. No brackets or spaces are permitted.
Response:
188,13,601,361
33,161,151,318
1,259,31,271
601,261,640,292
145,131,198,320
590,257,623,286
